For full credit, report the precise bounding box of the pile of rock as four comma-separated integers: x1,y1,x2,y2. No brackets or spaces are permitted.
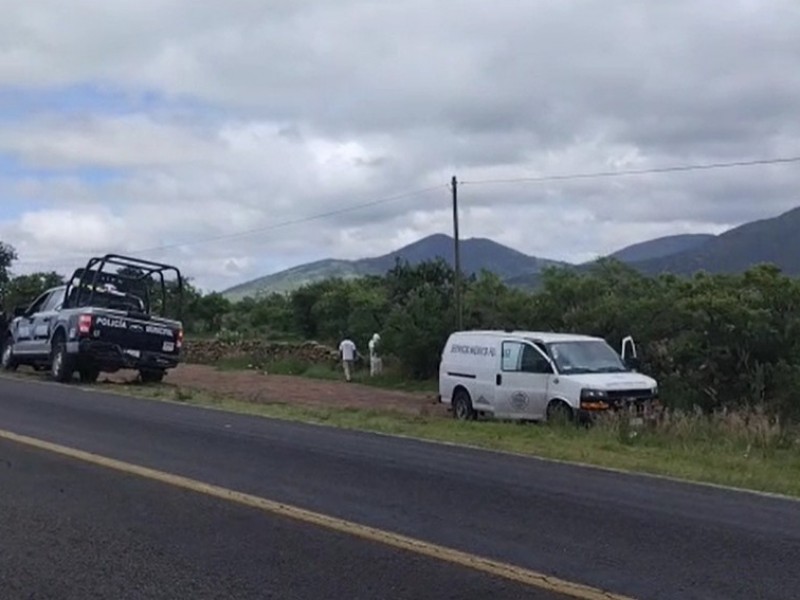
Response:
182,339,339,366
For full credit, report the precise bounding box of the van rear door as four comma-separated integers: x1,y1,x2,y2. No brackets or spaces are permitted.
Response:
440,334,497,413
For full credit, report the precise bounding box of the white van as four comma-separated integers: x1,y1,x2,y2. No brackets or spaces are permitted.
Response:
438,330,658,422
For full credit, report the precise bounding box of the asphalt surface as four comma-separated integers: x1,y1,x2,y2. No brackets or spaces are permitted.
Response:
1,375,799,600
0,440,554,600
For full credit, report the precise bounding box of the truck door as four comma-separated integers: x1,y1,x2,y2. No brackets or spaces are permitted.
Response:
13,291,52,355
31,289,65,357
495,341,553,419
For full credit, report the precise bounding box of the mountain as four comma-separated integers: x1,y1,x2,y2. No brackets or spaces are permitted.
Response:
221,259,377,300
634,205,800,276
608,233,716,263
503,234,717,290
221,205,800,300
222,234,568,300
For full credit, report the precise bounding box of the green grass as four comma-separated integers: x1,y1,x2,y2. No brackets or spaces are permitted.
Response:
211,356,438,394
96,379,800,499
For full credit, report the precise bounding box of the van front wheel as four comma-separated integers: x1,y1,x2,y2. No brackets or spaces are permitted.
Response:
452,389,477,421
546,399,574,424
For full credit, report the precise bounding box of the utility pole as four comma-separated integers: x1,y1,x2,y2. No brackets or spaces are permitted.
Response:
451,175,463,330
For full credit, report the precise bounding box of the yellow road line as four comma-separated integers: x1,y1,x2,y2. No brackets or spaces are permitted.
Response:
0,428,635,600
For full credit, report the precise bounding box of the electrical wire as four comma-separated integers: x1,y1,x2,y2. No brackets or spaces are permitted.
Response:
12,184,447,267
459,155,800,186
10,153,800,270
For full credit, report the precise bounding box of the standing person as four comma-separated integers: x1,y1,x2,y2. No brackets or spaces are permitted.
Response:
368,333,383,376
338,335,357,382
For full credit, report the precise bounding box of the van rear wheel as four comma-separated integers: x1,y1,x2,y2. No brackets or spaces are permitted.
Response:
452,388,477,421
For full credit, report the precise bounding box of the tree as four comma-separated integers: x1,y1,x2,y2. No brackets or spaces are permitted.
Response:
0,241,19,305
4,272,65,310
191,292,233,332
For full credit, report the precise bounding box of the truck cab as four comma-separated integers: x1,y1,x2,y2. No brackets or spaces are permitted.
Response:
1,254,185,384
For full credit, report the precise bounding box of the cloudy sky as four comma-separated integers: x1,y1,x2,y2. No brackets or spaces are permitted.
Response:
1,0,799,291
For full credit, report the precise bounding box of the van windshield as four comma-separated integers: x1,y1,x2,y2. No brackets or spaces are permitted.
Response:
546,340,627,374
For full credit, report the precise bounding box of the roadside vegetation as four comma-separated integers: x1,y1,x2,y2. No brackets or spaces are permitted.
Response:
60,377,800,498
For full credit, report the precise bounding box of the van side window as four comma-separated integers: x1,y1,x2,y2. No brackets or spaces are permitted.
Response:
501,341,523,371
520,345,552,374
502,342,552,374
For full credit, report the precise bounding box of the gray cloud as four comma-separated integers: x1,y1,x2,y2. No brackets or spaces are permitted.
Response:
0,0,799,290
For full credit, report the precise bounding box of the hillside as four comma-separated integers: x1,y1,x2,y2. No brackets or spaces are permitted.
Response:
221,259,376,300
634,205,800,276
506,232,719,289
222,234,567,300
608,233,715,263
222,205,800,299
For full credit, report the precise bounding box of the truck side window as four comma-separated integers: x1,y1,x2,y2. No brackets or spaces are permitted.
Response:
520,345,552,374
42,290,64,312
26,292,52,315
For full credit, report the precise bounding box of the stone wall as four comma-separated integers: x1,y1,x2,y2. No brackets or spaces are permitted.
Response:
183,339,339,366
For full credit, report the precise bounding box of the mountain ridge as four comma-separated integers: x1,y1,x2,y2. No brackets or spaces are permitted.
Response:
222,234,569,300
221,205,800,299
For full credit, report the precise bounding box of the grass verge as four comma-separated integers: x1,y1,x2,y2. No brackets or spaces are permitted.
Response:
212,356,437,394
96,378,800,499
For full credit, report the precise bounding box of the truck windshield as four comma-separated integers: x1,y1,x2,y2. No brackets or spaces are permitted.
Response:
546,340,627,374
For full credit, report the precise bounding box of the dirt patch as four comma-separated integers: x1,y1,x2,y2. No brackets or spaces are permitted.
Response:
101,364,449,418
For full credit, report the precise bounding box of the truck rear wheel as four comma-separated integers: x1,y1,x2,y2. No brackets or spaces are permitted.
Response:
140,369,165,384
78,367,100,384
50,337,75,383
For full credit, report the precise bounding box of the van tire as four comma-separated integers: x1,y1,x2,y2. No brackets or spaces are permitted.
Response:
452,388,477,421
546,399,574,424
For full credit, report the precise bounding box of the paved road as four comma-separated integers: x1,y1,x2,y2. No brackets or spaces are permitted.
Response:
1,375,799,600
0,440,558,600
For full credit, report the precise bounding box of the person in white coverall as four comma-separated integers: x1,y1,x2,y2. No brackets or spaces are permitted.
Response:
338,337,357,382
368,333,383,376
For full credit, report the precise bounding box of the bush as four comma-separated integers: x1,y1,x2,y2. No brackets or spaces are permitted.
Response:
155,254,800,421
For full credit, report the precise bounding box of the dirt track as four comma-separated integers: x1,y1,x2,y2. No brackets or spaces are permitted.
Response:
102,364,448,417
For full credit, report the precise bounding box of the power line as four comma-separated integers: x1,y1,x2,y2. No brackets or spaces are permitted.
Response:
12,184,447,267
459,155,800,186
130,184,447,255
11,153,800,270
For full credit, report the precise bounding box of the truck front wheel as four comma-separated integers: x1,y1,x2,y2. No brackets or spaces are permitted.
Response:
1,337,18,371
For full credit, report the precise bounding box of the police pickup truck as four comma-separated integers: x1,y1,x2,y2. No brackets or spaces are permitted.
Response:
1,254,184,384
